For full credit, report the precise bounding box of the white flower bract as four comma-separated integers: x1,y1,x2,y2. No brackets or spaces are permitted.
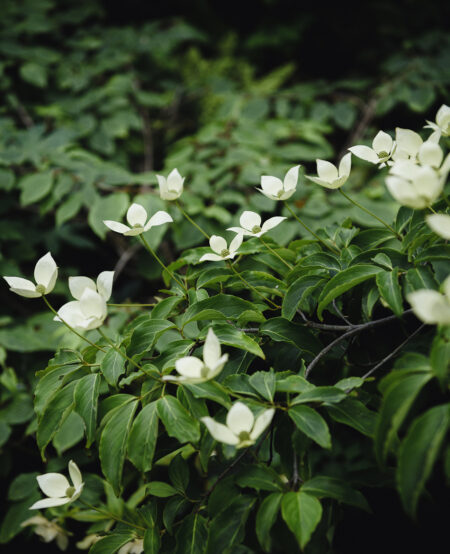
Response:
21,515,69,550
201,402,275,449
104,203,173,236
407,276,450,326
426,213,450,240
199,234,243,262
163,328,228,384
3,252,58,298
425,104,450,137
30,460,84,510
118,539,144,554
349,131,395,166
157,168,185,201
258,165,300,200
227,211,286,237
305,153,351,189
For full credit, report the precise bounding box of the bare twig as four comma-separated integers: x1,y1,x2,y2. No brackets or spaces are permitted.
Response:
339,96,378,158
113,243,141,279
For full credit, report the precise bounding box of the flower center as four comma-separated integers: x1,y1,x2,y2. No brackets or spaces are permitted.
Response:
276,189,284,198
65,486,76,498
238,431,251,442
132,224,143,229
35,284,46,294
221,249,230,257
252,225,261,234
200,365,210,378
378,151,389,159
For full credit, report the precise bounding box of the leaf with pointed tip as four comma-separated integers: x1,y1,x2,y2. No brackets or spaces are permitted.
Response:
74,373,100,447
281,491,322,550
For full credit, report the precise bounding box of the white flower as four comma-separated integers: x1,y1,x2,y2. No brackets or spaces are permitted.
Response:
305,153,351,189
104,203,173,236
426,213,450,240
417,140,444,168
258,165,300,200
425,104,450,137
163,328,228,384
21,515,69,550
227,211,286,237
76,534,102,550
54,271,114,331
201,402,275,449
349,131,395,166
118,538,144,554
3,252,57,298
392,128,423,162
407,276,450,325
156,168,184,201
30,460,84,510
199,234,243,262
385,160,443,209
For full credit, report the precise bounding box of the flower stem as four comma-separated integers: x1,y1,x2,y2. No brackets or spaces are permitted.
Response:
175,200,210,239
227,261,280,309
284,202,339,254
259,236,293,269
338,189,402,240
428,205,438,214
77,499,146,532
43,296,105,352
139,235,188,293
97,327,145,374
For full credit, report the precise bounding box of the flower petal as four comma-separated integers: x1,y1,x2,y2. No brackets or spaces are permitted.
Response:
104,220,131,234
408,290,450,325
127,203,148,227
123,227,144,236
250,408,275,440
412,167,442,203
395,128,422,156
21,515,49,527
226,402,254,435
209,235,227,254
261,176,283,196
144,210,173,230
283,165,300,191
229,233,243,254
385,176,427,209
372,131,393,154
156,174,168,197
227,226,252,236
239,211,261,232
316,160,338,182
96,271,114,301
348,145,378,164
68,460,83,489
29,497,70,510
200,417,239,445
338,153,352,178
34,253,57,289
175,357,204,378
80,288,107,320
418,142,443,168
55,301,86,327
426,213,450,240
3,277,36,291
37,473,70,497
305,176,334,188
261,216,286,234
199,253,224,262
69,277,96,300
203,328,221,369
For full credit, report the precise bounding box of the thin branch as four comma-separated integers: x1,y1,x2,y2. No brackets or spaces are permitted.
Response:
113,243,141,279
332,299,352,326
339,96,378,158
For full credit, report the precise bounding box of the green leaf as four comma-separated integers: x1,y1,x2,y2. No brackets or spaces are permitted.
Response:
127,402,159,472
255,493,283,552
182,294,263,325
8,473,39,501
282,275,326,320
100,347,126,387
397,404,449,517
376,269,403,316
281,491,322,550
184,382,231,408
99,399,138,495
375,372,432,465
325,398,376,437
291,386,346,406
157,395,200,444
20,62,48,87
249,369,276,402
53,411,84,454
88,192,129,239
236,464,284,492
74,373,100,447
302,476,370,511
37,381,76,460
175,513,208,554
147,481,178,497
90,532,135,554
288,405,331,449
144,527,161,554
128,319,176,358
317,264,383,320
169,454,189,492
19,171,54,206
430,335,450,387
212,323,265,359
260,317,321,357
56,193,83,226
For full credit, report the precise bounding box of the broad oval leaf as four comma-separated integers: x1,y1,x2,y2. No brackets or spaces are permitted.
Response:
127,402,159,473
288,405,331,449
74,373,100,447
157,395,200,444
281,491,322,550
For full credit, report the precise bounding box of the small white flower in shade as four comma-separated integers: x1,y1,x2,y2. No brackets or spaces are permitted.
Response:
418,140,444,168
21,515,69,551
349,131,395,166
407,276,450,325
426,213,450,240
68,271,114,303
258,165,300,200
29,460,84,510
104,203,173,236
118,538,144,554
201,402,275,449
305,153,351,189
199,234,243,262
385,160,443,209
425,104,450,137
163,328,228,384
227,211,286,238
3,252,57,298
54,288,108,331
76,534,102,550
157,168,185,201
392,128,423,162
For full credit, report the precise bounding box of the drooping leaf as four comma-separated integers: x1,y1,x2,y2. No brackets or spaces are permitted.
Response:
157,395,200,444
255,493,283,552
127,402,159,472
288,405,331,449
281,491,322,550
74,373,100,447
